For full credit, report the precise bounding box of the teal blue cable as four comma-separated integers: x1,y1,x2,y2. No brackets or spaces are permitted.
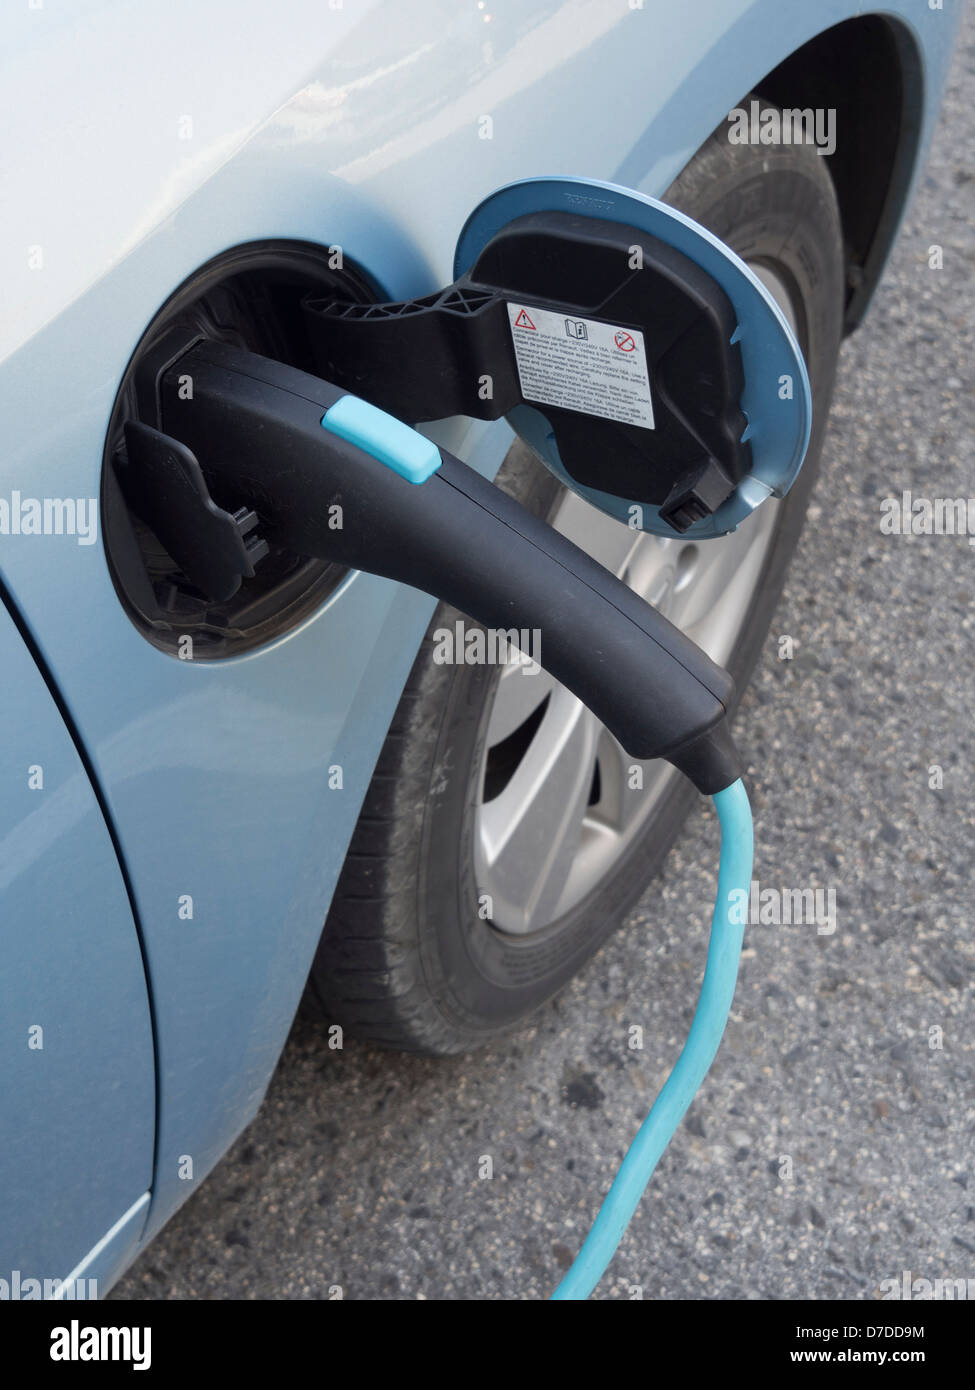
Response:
551,777,753,1300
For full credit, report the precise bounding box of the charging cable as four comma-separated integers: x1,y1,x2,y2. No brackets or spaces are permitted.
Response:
552,777,754,1300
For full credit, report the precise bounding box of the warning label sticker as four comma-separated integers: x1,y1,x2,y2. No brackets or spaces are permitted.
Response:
506,303,655,429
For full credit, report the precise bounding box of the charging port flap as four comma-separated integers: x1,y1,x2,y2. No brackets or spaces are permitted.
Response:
304,176,811,539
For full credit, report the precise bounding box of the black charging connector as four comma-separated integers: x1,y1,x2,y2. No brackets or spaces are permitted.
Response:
115,337,743,793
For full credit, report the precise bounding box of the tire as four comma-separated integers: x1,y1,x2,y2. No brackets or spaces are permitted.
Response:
307,98,846,1054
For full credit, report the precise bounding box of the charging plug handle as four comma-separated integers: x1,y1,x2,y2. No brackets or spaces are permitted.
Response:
133,339,742,793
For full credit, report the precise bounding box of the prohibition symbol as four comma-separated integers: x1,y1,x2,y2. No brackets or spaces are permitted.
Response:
614,330,636,352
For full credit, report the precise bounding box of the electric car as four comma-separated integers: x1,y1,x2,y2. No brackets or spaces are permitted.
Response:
0,0,959,1297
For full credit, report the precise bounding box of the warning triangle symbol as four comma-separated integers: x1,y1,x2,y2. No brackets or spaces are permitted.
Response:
514,309,536,330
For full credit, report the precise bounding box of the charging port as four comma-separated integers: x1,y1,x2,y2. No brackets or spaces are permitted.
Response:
101,240,376,659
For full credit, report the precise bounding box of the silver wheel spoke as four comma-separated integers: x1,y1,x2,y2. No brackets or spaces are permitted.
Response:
670,507,777,662
476,689,600,933
485,659,558,746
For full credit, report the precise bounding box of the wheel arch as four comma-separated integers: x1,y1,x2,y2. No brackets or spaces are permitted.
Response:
753,14,925,334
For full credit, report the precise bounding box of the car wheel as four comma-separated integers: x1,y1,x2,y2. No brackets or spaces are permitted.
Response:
307,97,845,1053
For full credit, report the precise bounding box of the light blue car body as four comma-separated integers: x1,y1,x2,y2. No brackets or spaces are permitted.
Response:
0,0,959,1295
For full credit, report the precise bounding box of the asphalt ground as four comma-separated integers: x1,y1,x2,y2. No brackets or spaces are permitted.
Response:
115,12,975,1301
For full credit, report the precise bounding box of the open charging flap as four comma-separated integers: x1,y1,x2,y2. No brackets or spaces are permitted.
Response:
304,175,812,539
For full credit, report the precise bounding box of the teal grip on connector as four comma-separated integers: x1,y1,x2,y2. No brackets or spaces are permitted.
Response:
321,395,442,484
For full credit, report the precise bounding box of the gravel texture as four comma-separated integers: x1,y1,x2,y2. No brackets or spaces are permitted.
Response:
115,13,975,1302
